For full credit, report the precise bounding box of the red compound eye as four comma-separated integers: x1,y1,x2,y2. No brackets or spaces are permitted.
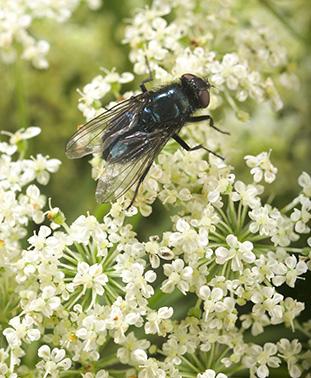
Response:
198,89,210,108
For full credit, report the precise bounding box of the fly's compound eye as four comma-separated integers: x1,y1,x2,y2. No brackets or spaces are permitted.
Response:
181,73,211,108
198,89,210,108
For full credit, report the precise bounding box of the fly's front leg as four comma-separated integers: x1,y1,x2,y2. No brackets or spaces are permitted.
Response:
188,115,230,135
140,55,153,93
173,134,224,160
126,163,153,210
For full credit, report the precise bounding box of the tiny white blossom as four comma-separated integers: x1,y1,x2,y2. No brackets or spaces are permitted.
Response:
36,345,71,377
245,151,278,183
161,259,193,294
231,181,262,208
145,307,173,335
215,234,255,272
243,343,281,378
197,369,228,378
298,172,311,197
69,262,108,295
277,339,302,378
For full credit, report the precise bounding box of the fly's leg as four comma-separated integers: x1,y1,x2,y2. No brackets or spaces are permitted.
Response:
188,115,230,135
140,55,153,93
126,163,153,209
173,134,224,160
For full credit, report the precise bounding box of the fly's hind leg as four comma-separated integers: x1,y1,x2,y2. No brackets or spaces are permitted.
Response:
126,163,153,210
188,115,230,135
173,134,224,160
140,55,153,93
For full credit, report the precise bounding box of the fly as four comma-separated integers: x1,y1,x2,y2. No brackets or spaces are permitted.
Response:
66,71,228,208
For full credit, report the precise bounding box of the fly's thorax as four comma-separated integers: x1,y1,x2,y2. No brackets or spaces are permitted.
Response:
139,84,192,132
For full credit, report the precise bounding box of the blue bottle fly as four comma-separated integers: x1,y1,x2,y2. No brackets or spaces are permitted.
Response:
66,73,228,207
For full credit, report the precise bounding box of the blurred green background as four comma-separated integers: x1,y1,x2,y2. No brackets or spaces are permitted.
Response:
1,0,310,224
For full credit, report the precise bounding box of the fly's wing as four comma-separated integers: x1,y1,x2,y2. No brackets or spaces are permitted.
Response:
65,94,148,159
95,129,172,203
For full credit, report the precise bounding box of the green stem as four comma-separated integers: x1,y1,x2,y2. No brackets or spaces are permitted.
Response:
207,344,215,368
179,373,196,378
294,321,311,338
95,355,120,368
214,346,231,370
210,229,227,241
180,355,201,373
108,278,125,294
216,220,232,235
241,205,249,225
216,206,231,225
190,352,205,372
281,197,301,214
104,283,118,301
102,249,119,270
237,202,242,232
228,197,237,229
65,289,85,310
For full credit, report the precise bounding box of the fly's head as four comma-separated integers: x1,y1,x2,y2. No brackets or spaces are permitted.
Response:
181,73,211,109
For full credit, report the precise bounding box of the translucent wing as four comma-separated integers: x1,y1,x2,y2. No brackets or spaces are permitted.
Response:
65,94,148,159
95,129,172,203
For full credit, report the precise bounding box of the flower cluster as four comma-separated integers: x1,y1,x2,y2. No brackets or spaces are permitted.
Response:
123,0,288,115
77,69,134,120
1,126,310,377
0,0,101,68
0,127,60,268
77,0,293,124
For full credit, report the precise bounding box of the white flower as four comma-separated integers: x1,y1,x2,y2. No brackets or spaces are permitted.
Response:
215,234,255,272
161,258,193,294
26,154,61,185
245,151,278,183
78,69,134,119
199,286,224,318
36,345,71,376
28,225,52,250
298,172,311,197
117,332,150,365
248,204,278,236
23,286,61,317
209,53,264,103
273,255,307,288
69,215,106,244
122,262,155,299
271,214,298,247
277,339,302,378
69,262,108,295
231,181,262,208
290,196,311,234
144,238,174,268
2,127,41,145
243,343,281,378
75,314,107,354
145,307,173,335
197,369,228,378
132,351,166,378
3,315,40,348
251,287,283,323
